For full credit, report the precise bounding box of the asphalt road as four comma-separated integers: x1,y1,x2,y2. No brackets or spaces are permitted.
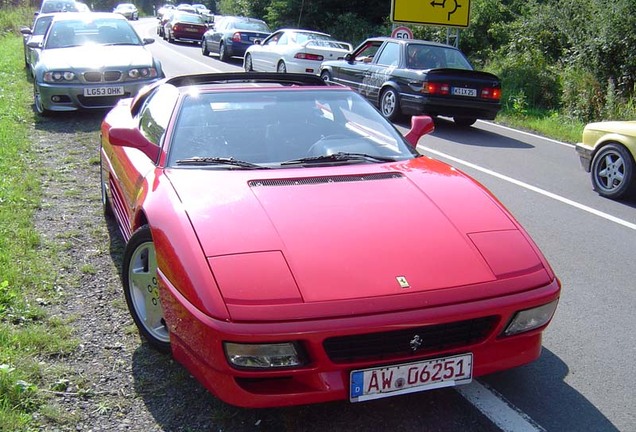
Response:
134,18,636,432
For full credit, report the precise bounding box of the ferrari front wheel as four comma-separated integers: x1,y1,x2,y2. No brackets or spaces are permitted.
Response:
122,225,171,352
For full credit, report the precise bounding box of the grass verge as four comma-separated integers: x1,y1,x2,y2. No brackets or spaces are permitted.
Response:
496,109,585,144
0,24,78,432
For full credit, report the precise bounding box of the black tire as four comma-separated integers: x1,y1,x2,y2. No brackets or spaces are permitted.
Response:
453,117,477,127
99,154,113,217
219,42,229,62
277,61,287,73
591,143,636,200
380,87,401,121
122,225,171,353
244,53,253,71
33,83,51,116
320,70,331,82
201,39,209,56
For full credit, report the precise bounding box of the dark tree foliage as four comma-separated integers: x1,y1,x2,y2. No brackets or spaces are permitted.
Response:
7,0,636,120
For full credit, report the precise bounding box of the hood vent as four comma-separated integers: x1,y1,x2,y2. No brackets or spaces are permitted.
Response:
249,172,404,188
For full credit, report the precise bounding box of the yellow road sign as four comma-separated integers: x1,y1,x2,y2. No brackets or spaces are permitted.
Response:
392,0,471,28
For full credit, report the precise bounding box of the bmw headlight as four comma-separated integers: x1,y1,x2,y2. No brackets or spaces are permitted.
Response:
224,342,305,369
503,300,559,336
43,71,76,82
128,67,158,79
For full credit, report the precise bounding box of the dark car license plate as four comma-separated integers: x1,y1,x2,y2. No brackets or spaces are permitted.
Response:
452,87,477,97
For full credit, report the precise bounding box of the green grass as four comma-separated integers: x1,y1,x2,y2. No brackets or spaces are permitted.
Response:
0,6,34,36
0,13,78,430
496,108,585,144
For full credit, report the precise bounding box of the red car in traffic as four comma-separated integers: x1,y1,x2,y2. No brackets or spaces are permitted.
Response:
163,11,207,44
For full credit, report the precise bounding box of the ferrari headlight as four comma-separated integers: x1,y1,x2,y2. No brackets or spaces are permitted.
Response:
43,71,76,82
128,67,158,79
503,300,559,336
224,342,305,369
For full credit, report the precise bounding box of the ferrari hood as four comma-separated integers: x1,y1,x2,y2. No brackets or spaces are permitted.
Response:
38,45,155,70
166,159,545,302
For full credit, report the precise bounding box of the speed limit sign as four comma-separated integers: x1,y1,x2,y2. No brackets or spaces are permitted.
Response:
391,26,413,39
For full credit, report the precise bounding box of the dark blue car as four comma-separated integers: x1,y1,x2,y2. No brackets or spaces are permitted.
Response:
201,16,270,62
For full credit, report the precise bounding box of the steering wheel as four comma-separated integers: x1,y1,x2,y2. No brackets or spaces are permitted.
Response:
307,134,351,156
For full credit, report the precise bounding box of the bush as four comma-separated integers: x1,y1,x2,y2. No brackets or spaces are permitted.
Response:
559,66,603,122
486,49,561,113
322,12,389,46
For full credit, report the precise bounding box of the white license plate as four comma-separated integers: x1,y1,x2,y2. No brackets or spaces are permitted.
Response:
83,87,124,97
349,353,472,402
185,27,198,32
452,87,477,97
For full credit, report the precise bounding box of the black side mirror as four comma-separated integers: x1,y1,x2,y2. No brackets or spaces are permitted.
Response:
345,53,353,63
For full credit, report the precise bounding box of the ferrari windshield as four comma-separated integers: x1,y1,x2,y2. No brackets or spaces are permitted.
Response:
44,18,142,49
168,88,419,168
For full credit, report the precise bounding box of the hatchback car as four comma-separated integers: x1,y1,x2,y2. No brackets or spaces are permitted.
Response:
575,120,636,199
320,37,502,124
244,29,351,75
201,16,270,62
113,3,139,20
163,11,208,44
30,12,164,115
100,72,560,408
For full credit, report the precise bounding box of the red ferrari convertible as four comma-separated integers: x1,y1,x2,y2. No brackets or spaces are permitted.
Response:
100,73,560,408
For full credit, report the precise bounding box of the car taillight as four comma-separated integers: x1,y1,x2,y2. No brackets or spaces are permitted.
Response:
422,82,450,95
173,24,180,31
232,32,241,42
481,87,501,100
294,52,324,61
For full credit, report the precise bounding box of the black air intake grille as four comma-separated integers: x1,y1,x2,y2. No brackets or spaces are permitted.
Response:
323,316,498,363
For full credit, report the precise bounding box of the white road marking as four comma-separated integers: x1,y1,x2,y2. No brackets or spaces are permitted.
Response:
164,46,225,72
418,144,636,231
478,120,576,149
457,381,545,432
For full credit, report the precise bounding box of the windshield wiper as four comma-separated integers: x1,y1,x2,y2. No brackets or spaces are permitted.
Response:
281,152,398,166
175,157,268,169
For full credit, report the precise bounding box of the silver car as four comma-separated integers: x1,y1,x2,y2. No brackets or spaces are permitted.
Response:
20,13,55,73
113,3,139,20
30,12,164,115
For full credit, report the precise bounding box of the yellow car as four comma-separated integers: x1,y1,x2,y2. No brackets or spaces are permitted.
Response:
575,121,636,199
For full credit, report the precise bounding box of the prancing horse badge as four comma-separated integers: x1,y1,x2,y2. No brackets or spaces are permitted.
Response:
396,276,410,288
